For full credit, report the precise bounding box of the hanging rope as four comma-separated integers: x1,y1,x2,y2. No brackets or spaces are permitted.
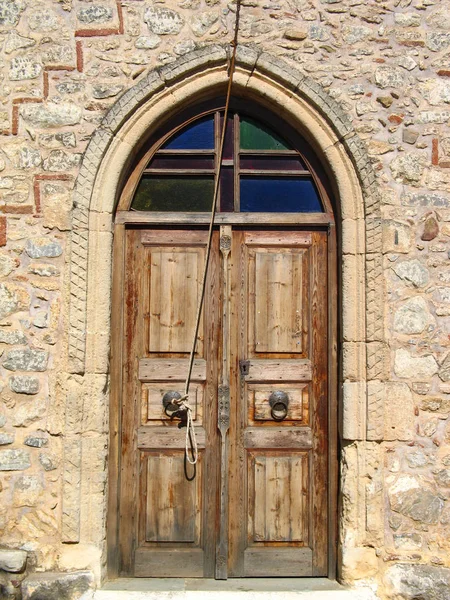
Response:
172,0,242,480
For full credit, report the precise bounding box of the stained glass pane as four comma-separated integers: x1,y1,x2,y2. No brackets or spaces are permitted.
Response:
240,155,306,171
132,176,214,211
220,113,234,159
162,116,214,150
147,155,214,170
240,177,323,212
240,117,291,150
220,167,234,212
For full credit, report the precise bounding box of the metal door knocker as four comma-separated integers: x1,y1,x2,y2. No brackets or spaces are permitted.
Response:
162,391,187,428
269,390,289,421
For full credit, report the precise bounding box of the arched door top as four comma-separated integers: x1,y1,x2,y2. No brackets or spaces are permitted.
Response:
119,99,334,218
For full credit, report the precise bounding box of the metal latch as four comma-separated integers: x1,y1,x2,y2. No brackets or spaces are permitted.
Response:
239,360,250,377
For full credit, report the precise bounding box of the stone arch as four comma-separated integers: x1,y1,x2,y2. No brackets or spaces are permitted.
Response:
64,45,385,582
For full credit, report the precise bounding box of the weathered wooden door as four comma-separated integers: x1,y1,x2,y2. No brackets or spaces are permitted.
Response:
227,229,328,577
116,225,329,578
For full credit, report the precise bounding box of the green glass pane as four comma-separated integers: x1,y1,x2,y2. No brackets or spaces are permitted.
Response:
240,117,292,150
131,176,214,211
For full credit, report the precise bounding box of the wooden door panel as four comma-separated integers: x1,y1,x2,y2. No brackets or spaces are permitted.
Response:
243,427,312,449
249,384,309,424
243,547,312,577
253,250,303,354
148,247,204,355
143,383,202,423
144,452,201,543
243,359,311,381
137,426,206,449
139,358,206,381
229,229,328,578
119,228,219,578
249,452,308,543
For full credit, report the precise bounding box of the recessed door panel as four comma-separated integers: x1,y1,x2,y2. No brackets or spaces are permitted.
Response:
148,247,204,355
249,452,308,543
253,250,304,354
145,452,201,543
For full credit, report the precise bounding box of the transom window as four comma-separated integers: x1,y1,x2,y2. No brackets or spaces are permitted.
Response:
130,110,324,213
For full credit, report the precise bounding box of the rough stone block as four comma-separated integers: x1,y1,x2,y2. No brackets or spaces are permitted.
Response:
0,432,14,445
20,103,82,128
384,564,450,600
25,237,62,259
388,474,444,524
383,220,412,253
0,549,27,573
3,349,49,372
394,348,438,379
21,571,94,600
9,375,40,395
341,546,378,581
0,449,30,471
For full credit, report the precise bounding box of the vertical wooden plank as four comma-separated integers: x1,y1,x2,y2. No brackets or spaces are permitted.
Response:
253,456,266,542
327,223,338,579
311,230,328,575
202,229,220,578
292,252,303,353
118,228,144,575
289,455,304,542
107,222,125,578
228,228,246,576
149,249,162,353
254,252,268,353
216,225,232,579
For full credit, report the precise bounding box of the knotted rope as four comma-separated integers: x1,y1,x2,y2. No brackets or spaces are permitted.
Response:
179,0,242,479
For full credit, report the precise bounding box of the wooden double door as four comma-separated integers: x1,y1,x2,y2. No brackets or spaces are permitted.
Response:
116,225,330,578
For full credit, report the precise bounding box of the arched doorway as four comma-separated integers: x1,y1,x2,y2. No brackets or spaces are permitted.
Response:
109,98,338,579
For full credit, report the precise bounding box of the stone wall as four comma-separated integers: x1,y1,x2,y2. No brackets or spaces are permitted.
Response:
0,0,450,598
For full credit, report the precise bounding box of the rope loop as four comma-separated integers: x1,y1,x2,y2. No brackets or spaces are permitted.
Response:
180,0,241,479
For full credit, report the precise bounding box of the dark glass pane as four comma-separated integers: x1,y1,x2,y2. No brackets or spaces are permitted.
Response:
240,155,306,171
220,167,234,212
162,116,214,150
220,112,234,160
132,176,214,211
240,117,291,151
147,154,215,170
240,177,323,212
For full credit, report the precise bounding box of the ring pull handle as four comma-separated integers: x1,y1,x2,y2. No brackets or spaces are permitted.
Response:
162,391,183,418
269,391,289,422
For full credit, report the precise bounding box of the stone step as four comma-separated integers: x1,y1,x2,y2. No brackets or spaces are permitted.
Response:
94,579,376,600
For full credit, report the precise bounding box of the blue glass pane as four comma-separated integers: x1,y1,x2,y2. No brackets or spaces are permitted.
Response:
163,116,214,150
240,177,323,212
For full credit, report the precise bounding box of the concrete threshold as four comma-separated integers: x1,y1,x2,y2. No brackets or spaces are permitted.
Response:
94,578,376,600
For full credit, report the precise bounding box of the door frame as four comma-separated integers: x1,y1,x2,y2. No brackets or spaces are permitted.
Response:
108,213,338,579
62,48,385,586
